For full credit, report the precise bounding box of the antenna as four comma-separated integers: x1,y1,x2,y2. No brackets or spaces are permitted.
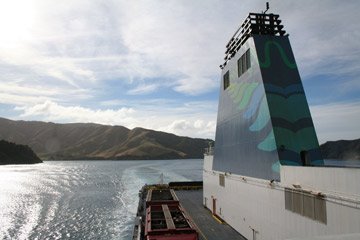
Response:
263,2,270,14
159,173,164,185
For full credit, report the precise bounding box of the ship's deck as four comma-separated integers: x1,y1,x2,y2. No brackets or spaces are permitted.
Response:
175,189,246,240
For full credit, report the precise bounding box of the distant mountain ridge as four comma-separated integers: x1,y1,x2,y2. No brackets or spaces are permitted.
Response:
0,140,42,165
320,138,360,160
0,117,213,160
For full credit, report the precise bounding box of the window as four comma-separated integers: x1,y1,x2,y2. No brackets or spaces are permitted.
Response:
246,49,251,69
237,58,243,77
284,188,327,224
219,174,225,187
223,71,230,90
237,49,251,77
242,52,247,74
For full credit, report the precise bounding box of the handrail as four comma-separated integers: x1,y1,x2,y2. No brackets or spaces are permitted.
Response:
221,12,287,69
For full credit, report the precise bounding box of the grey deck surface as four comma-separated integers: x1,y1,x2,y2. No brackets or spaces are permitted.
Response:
175,190,247,240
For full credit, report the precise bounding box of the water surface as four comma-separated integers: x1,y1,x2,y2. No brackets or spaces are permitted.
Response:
0,159,203,240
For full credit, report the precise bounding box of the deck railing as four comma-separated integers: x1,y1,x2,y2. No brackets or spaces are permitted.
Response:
220,12,287,69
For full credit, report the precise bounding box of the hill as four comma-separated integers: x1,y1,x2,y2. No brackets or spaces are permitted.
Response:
0,140,42,165
0,118,213,160
320,138,360,160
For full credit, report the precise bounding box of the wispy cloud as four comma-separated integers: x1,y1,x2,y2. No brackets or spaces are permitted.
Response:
99,99,126,107
0,81,92,106
127,84,158,95
0,93,54,106
16,100,136,126
174,77,219,95
163,119,216,139
275,1,360,81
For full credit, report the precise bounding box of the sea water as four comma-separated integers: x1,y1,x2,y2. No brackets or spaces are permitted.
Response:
0,160,203,240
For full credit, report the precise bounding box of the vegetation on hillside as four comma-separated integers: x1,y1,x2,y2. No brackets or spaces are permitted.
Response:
0,140,43,165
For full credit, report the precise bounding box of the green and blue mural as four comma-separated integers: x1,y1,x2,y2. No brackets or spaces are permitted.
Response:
213,35,323,180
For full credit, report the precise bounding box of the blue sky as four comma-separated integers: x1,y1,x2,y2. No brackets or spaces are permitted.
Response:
0,0,359,143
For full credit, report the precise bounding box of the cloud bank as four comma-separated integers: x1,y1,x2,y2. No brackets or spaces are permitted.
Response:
0,0,359,141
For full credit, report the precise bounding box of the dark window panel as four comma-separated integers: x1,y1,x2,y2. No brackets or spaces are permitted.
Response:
223,71,230,90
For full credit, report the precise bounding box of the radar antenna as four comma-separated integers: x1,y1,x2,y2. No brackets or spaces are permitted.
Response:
263,2,270,14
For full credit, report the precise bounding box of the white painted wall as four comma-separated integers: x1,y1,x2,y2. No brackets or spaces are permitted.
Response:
203,155,213,171
286,233,360,240
281,166,360,197
203,156,360,240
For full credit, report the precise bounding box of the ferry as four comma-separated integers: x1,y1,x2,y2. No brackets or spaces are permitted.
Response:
133,5,360,240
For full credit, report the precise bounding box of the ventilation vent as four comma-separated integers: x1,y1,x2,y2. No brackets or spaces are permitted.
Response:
285,188,327,224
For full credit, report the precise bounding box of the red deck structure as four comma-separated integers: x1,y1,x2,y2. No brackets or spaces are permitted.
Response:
144,189,198,240
146,189,179,207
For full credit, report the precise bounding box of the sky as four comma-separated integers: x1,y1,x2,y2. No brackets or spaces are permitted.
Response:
0,0,359,143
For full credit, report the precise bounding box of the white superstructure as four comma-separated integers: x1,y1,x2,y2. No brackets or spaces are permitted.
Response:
203,155,360,240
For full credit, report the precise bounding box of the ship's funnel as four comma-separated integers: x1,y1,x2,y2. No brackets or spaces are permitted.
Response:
213,13,323,180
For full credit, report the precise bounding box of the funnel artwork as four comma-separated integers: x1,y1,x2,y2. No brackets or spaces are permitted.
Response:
213,13,323,180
